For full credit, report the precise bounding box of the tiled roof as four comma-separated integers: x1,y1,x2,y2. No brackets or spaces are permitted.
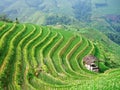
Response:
83,55,96,65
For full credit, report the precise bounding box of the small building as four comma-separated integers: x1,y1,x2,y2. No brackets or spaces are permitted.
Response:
83,55,99,72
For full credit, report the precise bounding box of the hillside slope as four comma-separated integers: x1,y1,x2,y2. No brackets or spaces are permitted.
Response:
0,22,120,90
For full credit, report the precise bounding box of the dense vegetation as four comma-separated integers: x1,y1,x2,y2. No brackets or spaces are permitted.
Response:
72,0,92,22
0,14,13,23
45,15,72,25
105,15,120,45
0,21,120,90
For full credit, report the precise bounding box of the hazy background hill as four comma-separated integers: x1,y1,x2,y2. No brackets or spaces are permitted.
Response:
1,0,120,25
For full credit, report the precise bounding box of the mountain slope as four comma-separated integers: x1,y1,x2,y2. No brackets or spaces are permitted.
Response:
0,21,120,90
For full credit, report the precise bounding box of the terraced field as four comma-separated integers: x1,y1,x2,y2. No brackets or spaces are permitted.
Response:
0,22,120,90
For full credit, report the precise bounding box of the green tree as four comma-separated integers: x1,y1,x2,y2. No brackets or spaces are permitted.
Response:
0,14,13,22
15,18,19,24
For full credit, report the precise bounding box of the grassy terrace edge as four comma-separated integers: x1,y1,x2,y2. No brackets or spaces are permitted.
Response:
0,21,120,90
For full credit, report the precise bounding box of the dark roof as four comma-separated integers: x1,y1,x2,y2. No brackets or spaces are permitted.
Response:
83,55,97,65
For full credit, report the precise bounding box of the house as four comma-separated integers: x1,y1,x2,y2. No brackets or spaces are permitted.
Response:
83,55,99,72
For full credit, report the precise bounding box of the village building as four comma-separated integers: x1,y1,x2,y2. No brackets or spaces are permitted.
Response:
83,55,99,72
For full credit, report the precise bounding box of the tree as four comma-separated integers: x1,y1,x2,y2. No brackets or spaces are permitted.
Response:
15,18,19,24
0,14,13,23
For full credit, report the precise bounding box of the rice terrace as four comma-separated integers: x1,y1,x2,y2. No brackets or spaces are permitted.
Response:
0,21,120,90
0,0,120,90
